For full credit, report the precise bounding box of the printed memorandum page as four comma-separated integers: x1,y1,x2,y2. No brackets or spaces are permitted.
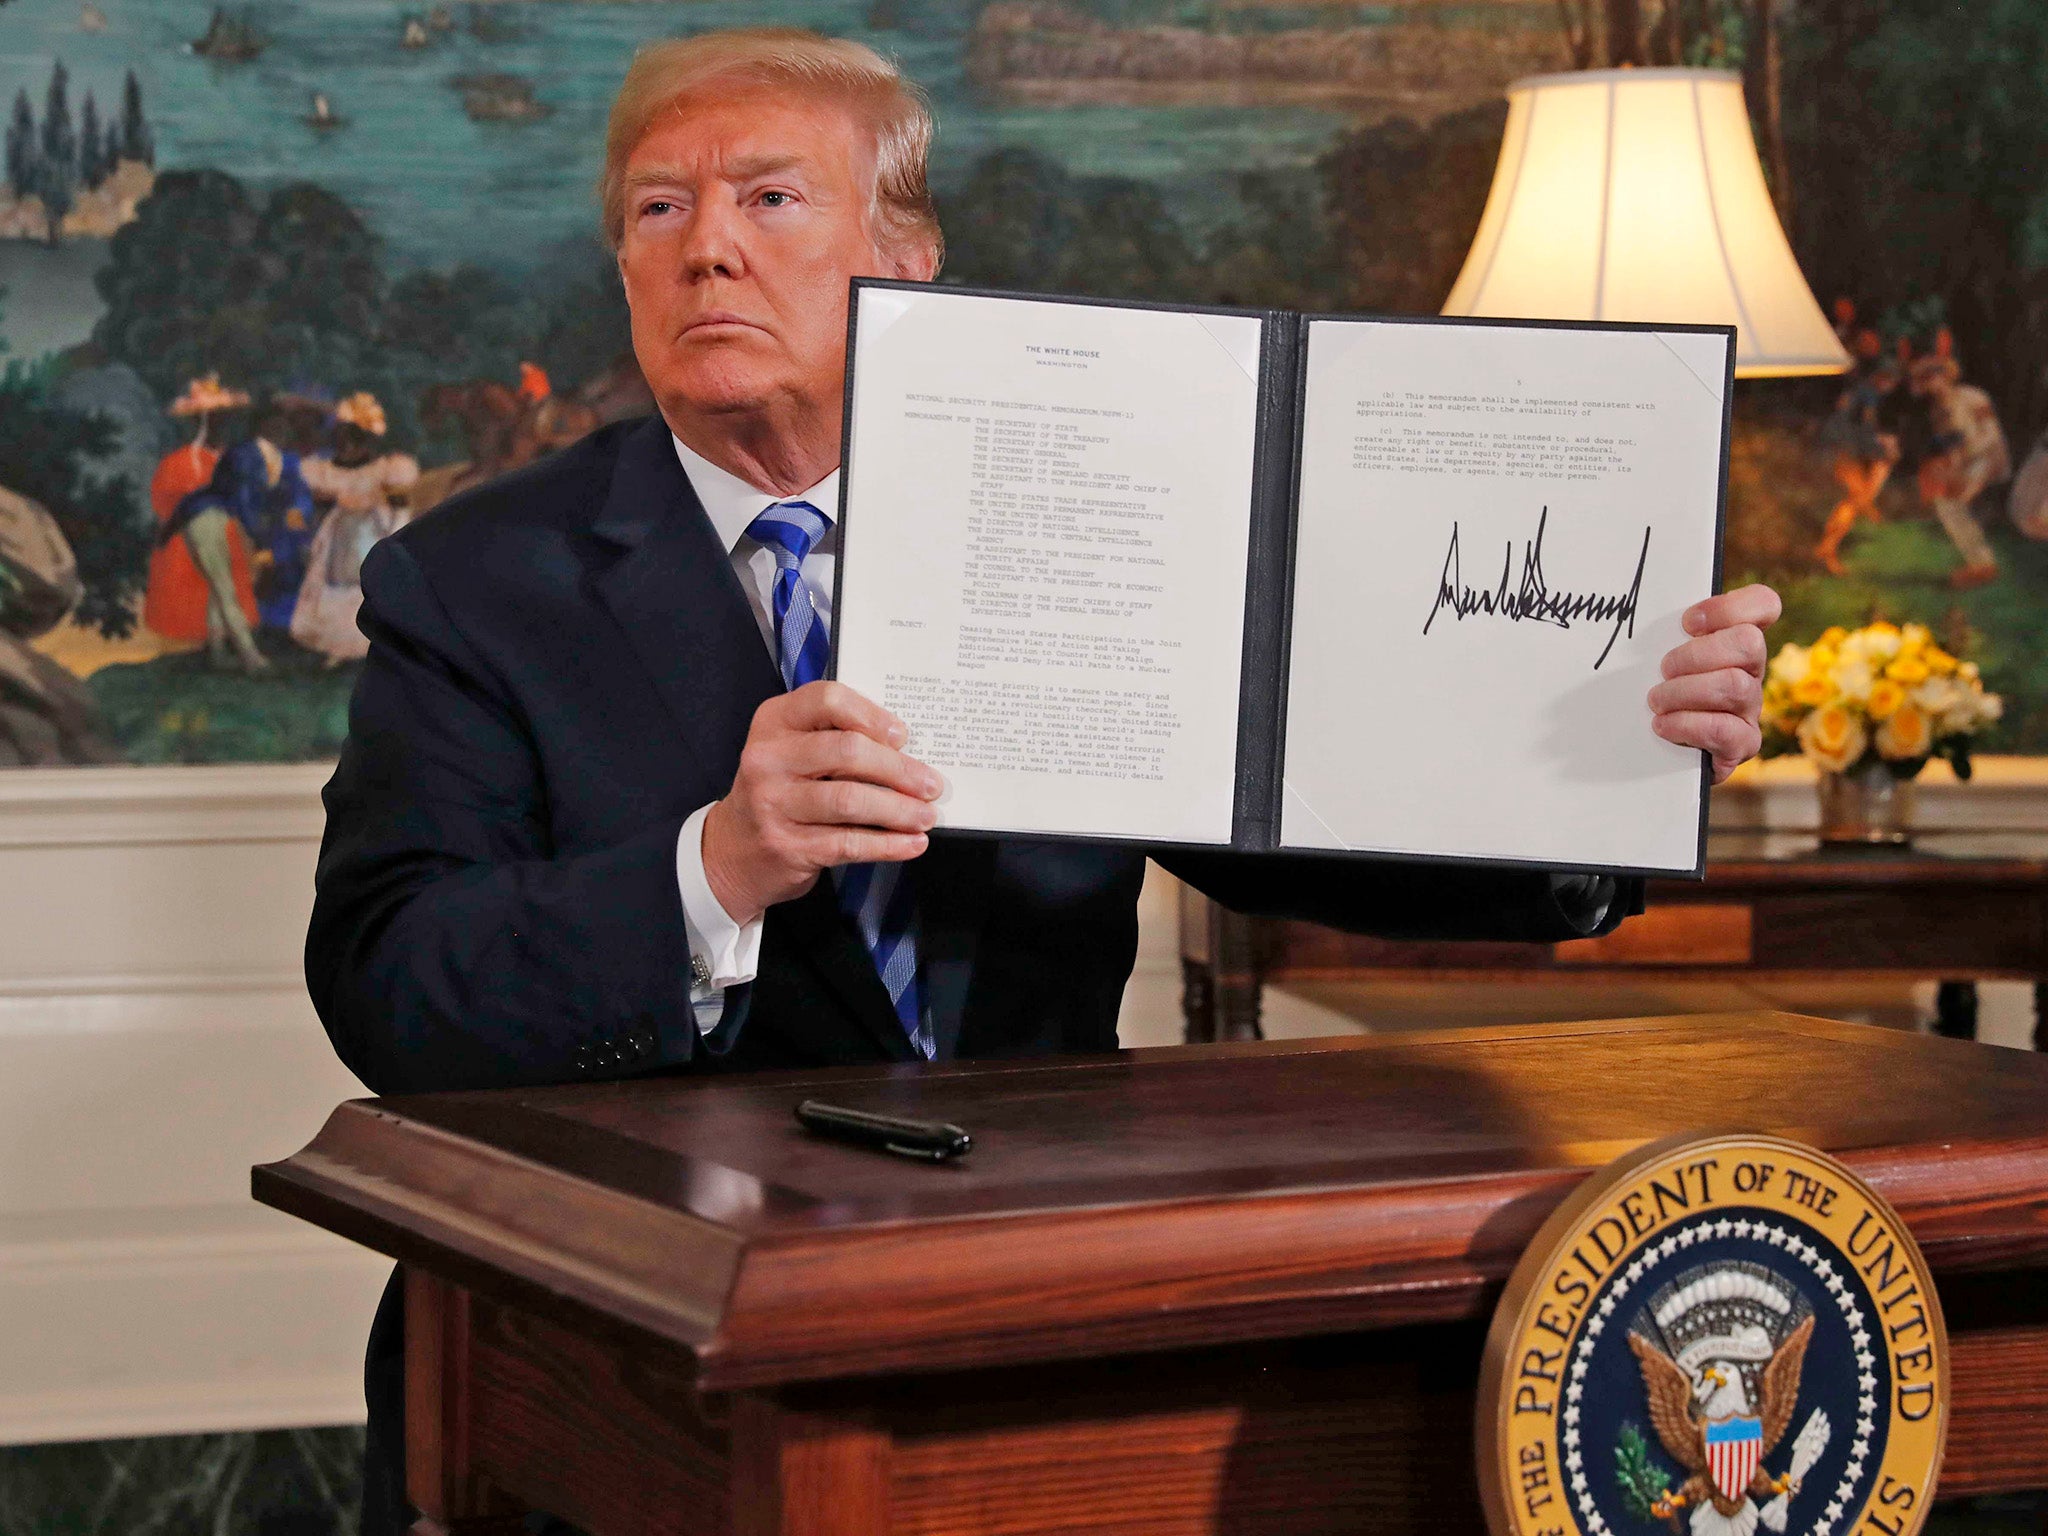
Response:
833,286,1260,844
1282,319,1728,874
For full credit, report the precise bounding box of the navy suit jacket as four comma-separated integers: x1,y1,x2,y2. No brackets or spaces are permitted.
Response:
305,415,1638,1534
309,414,1635,1094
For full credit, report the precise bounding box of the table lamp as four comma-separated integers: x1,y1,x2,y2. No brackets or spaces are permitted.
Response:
1441,67,1849,378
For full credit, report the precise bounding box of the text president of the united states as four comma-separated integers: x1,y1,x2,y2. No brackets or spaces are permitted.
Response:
304,28,1780,1533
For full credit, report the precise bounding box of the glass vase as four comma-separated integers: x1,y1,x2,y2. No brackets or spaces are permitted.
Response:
1816,759,1916,846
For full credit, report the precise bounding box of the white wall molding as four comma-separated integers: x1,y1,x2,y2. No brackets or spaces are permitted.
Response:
0,1379,373,1450
0,760,376,1448
0,762,333,849
0,970,309,1004
0,1203,386,1445
1711,754,2048,833
3,1204,356,1272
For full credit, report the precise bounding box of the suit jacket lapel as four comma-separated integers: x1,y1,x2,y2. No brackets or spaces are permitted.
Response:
588,418,909,1059
590,418,780,788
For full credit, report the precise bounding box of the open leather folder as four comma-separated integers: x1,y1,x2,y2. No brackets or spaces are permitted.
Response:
830,280,1733,877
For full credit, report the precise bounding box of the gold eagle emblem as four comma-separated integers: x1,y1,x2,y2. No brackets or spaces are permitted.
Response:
1627,1314,1813,1523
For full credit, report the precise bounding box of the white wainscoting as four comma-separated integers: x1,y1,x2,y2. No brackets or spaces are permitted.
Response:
3,757,2044,1447
1712,754,2048,845
0,764,387,1448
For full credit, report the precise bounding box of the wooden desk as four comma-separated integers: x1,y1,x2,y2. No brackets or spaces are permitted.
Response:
1179,840,2048,1046
254,1013,2048,1536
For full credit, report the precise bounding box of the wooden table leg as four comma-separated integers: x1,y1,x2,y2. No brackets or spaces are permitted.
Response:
1181,957,1220,1044
1211,905,1268,1043
1178,881,1220,1044
1180,883,1268,1044
731,1395,890,1536
1936,980,1980,1041
406,1269,530,1536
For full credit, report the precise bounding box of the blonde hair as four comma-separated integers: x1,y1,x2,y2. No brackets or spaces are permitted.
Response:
599,28,942,268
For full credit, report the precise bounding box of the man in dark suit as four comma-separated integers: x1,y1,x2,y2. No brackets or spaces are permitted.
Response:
307,29,1778,1533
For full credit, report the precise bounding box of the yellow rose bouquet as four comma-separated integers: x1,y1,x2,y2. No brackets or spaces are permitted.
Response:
1761,622,2001,779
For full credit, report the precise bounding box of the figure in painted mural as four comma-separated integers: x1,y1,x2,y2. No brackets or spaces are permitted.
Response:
510,361,601,464
293,392,420,666
244,392,330,634
412,364,601,514
1909,341,2009,591
158,395,324,669
2008,425,2048,541
1814,322,1902,576
144,374,259,649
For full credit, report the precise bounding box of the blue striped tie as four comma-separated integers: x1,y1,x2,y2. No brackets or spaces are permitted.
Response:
744,500,933,1060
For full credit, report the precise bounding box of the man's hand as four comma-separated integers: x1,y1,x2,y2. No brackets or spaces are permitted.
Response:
1649,583,1782,785
701,681,942,926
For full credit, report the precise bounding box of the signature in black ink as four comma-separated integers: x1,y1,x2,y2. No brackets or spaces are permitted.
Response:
1422,506,1651,670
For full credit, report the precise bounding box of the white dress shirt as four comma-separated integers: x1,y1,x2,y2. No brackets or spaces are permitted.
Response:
670,433,840,1034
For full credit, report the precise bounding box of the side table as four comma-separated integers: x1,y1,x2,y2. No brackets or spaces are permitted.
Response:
1180,844,2048,1049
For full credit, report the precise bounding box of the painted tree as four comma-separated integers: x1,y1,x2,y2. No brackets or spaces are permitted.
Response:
255,181,387,389
1553,0,1789,225
1783,0,2048,439
5,89,32,201
1319,102,1508,315
93,169,276,401
117,70,152,167
77,89,102,189
1059,178,1198,302
36,61,78,243
0,366,148,640
939,147,1081,295
525,239,633,399
94,169,426,442
938,146,1204,302
1199,168,1344,313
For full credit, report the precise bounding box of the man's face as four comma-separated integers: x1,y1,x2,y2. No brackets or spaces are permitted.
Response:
615,87,932,426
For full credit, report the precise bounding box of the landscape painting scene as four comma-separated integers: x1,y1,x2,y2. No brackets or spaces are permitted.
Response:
2,0,2046,763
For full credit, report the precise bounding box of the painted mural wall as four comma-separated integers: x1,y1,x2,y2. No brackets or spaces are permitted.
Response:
0,0,2043,765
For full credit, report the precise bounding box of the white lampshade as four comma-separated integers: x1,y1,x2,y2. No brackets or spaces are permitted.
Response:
1442,68,1849,379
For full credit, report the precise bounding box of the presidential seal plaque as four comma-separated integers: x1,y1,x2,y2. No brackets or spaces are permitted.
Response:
1478,1133,1947,1536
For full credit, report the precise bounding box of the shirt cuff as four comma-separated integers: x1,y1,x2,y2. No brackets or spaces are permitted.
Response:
676,803,765,992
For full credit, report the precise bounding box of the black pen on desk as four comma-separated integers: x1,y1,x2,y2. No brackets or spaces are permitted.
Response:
794,1099,972,1162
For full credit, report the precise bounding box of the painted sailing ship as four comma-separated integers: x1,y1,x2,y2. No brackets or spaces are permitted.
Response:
190,8,265,62
303,92,347,132
448,73,553,123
